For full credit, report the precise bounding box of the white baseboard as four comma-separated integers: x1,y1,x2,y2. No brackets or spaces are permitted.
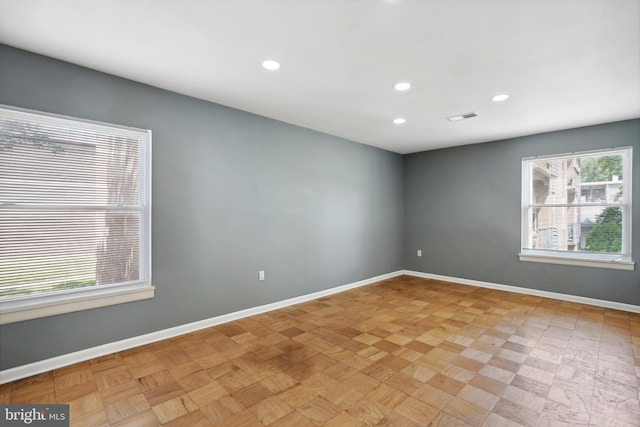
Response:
404,270,640,314
0,270,403,385
4,269,637,385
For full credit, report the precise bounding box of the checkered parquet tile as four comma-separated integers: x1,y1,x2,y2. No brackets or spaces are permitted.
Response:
2,275,640,426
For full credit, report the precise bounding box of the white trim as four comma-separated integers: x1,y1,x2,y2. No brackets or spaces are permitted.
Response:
142,129,152,293
622,147,633,256
519,253,634,271
520,146,633,268
404,270,640,313
521,156,531,249
522,146,633,161
0,284,155,325
0,104,149,136
0,105,153,325
0,271,403,384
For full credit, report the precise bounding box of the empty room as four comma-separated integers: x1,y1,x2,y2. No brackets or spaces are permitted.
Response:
0,0,639,426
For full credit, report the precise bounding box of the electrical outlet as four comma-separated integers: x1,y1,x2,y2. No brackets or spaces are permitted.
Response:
417,250,422,257
259,270,265,281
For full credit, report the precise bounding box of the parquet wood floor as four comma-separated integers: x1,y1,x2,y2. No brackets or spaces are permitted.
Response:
2,275,640,426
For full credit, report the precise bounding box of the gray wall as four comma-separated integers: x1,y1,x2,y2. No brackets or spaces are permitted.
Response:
404,119,640,304
1,43,638,372
0,45,404,370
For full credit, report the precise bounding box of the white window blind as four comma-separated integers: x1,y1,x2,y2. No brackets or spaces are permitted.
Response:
0,106,152,306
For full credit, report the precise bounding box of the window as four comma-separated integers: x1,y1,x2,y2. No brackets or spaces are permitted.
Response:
520,147,633,270
0,106,153,324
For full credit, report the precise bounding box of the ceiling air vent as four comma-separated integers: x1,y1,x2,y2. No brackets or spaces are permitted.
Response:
447,112,478,122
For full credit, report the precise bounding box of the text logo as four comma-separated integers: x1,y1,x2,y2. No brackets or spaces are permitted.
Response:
1,405,69,426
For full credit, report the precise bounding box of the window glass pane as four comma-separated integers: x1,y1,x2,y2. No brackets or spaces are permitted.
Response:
530,154,624,207
527,205,622,254
0,210,142,298
530,158,580,205
579,154,624,203
1,120,141,206
579,155,623,183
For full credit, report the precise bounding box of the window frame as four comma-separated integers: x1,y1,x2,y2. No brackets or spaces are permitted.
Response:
0,105,153,325
519,147,634,271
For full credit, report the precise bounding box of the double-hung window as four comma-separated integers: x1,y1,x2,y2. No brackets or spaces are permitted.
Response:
520,147,633,270
0,106,153,324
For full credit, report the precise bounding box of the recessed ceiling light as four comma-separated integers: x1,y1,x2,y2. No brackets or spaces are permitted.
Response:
262,60,281,71
393,118,406,125
492,93,509,102
394,82,411,92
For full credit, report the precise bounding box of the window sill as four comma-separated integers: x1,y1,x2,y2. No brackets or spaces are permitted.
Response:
519,252,635,271
0,283,155,325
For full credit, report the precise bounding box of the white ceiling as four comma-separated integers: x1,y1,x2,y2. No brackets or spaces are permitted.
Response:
0,0,638,154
